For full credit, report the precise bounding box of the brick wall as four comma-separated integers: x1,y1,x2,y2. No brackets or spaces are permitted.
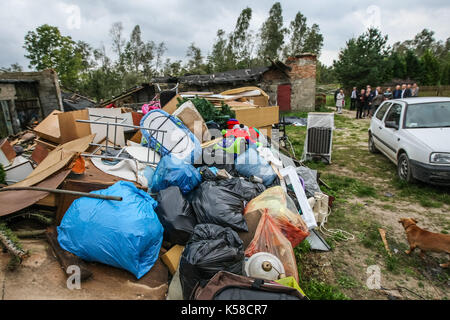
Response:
0,69,63,117
262,54,317,111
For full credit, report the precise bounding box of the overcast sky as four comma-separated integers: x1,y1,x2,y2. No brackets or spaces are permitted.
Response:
1,0,449,70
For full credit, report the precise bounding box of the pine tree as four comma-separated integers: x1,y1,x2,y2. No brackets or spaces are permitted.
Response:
258,2,287,62
420,50,440,85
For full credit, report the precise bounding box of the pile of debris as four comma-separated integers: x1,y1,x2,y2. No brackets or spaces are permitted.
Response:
0,86,335,300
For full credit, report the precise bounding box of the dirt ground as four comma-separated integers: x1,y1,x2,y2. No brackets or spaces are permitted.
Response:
287,107,450,300
0,238,169,300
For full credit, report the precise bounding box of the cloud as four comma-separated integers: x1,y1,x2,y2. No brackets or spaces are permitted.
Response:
0,0,449,69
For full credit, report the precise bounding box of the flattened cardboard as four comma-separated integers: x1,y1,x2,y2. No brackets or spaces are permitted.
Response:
9,134,95,188
173,101,210,142
33,110,62,143
162,94,181,115
0,169,71,217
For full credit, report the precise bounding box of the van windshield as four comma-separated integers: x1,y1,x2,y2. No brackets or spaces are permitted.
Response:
405,102,450,128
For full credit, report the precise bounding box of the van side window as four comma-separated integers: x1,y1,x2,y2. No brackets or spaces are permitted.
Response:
376,103,391,120
385,104,402,126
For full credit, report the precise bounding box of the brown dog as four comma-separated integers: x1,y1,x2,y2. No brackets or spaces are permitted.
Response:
398,218,450,268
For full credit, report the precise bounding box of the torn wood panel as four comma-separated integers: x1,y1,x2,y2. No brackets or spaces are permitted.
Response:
0,169,70,217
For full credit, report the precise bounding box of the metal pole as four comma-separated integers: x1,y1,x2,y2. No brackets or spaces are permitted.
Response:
1,187,123,201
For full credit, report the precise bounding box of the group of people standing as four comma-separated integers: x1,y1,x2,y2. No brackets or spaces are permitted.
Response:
334,83,420,119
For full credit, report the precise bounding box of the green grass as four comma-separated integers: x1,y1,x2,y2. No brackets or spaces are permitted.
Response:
320,173,378,199
294,241,350,300
302,279,351,300
337,274,360,289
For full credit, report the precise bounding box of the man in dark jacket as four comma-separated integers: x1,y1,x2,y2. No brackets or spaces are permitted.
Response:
401,84,412,98
393,85,402,99
356,89,366,119
371,87,384,117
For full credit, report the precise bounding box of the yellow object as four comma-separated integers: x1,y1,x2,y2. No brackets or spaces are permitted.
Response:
275,276,307,297
161,245,184,275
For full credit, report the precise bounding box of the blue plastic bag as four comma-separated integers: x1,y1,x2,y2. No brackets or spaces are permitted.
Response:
151,155,202,194
235,147,277,186
57,181,163,279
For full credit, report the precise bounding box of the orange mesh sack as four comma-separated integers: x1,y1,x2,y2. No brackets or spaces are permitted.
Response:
245,212,299,282
244,186,309,247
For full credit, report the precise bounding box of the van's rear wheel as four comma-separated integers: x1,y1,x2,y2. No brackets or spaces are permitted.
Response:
398,153,414,183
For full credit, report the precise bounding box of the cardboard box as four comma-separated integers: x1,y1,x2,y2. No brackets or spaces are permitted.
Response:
33,110,62,144
232,105,279,129
161,245,184,275
34,109,91,145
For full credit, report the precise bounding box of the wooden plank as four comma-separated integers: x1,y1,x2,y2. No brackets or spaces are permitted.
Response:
379,228,392,257
36,193,56,207
35,137,58,151
45,226,92,281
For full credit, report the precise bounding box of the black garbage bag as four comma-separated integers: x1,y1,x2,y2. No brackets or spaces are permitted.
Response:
201,145,236,173
215,177,266,202
198,166,218,181
180,224,244,299
155,186,197,245
191,181,247,232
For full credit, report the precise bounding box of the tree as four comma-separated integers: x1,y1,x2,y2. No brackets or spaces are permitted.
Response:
404,50,421,80
163,58,183,76
208,29,229,72
0,63,23,72
316,61,336,84
258,2,287,62
420,50,440,85
283,12,308,57
123,25,155,79
333,28,390,89
230,7,253,68
441,63,450,85
412,29,436,57
302,24,324,55
185,43,205,74
154,42,167,76
388,52,406,79
23,24,85,87
109,22,125,65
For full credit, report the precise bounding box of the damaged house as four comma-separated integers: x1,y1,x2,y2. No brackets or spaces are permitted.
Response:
153,53,317,112
0,69,63,136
